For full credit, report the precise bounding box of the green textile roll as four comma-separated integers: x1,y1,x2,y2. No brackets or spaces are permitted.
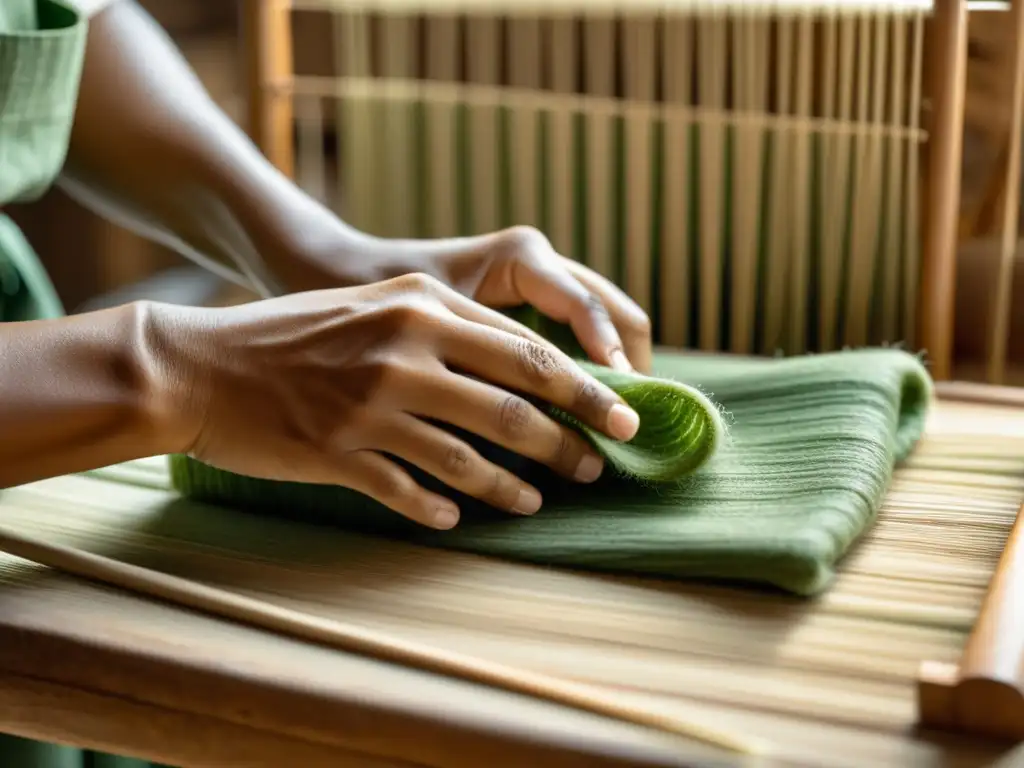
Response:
169,314,932,596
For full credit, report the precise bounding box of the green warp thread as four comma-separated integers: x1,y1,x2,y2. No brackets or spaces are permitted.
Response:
169,310,933,596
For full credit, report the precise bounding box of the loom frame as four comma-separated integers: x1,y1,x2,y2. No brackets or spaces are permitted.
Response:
240,0,975,380
917,380,1024,741
238,0,1024,747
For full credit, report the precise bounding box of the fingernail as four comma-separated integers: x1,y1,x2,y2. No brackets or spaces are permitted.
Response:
432,506,459,530
575,453,604,483
513,487,542,515
610,349,633,372
608,403,640,441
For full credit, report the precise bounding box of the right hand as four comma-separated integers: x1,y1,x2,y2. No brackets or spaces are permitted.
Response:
148,273,641,530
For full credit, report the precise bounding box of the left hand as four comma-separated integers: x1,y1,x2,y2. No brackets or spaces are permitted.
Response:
444,227,653,375
283,223,653,374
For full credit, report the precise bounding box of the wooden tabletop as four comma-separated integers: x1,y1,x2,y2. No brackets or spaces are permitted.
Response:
0,573,713,768
0,465,731,768
2,392,1024,767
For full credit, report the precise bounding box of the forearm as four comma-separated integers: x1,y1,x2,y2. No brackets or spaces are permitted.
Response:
61,1,379,294
0,303,174,487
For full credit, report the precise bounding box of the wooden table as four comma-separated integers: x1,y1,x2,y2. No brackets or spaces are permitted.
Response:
0,577,712,767
1,393,1024,767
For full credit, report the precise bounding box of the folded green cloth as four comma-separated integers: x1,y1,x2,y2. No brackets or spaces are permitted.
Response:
169,319,932,596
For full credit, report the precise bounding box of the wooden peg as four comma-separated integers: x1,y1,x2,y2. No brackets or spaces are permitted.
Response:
917,500,1024,740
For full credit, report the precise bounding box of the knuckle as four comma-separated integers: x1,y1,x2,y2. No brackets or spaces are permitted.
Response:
373,468,416,503
623,312,653,340
376,299,444,342
573,376,606,415
349,356,416,405
550,429,577,469
442,442,473,478
482,470,520,510
500,225,551,255
513,338,562,385
583,292,611,319
386,301,432,329
373,359,406,394
496,394,534,438
393,271,442,294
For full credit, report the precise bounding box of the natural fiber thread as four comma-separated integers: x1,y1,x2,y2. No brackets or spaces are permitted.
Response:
491,305,729,482
170,311,934,596
547,361,726,482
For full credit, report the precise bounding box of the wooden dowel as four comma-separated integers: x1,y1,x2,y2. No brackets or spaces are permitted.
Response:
959,498,1024,675
919,0,968,381
919,502,1024,740
934,380,1024,406
278,75,929,141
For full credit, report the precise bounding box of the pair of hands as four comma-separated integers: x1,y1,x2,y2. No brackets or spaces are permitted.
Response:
154,227,653,530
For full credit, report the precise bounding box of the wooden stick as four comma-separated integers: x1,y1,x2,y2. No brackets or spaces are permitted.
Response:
278,75,929,141
288,0,936,12
934,380,1024,407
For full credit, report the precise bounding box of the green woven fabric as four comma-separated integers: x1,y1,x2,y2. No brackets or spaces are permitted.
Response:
170,317,932,596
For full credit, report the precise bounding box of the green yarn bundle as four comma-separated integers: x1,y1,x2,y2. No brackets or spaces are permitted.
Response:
539,360,726,482
169,310,933,596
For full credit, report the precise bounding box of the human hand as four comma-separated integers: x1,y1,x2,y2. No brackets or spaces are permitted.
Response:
282,224,653,375
444,226,654,375
148,274,641,530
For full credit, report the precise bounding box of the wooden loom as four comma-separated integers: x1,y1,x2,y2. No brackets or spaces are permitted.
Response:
240,0,1024,743
7,0,1024,765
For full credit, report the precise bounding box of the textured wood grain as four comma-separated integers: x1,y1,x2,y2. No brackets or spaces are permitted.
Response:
1,396,1024,765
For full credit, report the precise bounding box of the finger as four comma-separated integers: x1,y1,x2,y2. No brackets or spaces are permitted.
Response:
562,259,654,374
466,226,625,367
511,258,633,372
390,274,639,441
439,316,639,442
414,278,640,441
373,414,545,515
408,371,609,482
341,450,461,530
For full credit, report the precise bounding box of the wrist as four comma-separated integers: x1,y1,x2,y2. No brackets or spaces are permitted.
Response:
0,303,192,486
243,198,391,293
185,135,467,294
125,300,213,457
187,144,374,293
268,226,481,295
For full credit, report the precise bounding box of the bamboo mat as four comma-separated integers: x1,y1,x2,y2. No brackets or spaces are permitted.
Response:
3,398,1024,766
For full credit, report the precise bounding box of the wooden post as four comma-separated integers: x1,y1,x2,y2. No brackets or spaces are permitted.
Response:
920,0,968,381
240,0,295,178
987,0,1024,383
